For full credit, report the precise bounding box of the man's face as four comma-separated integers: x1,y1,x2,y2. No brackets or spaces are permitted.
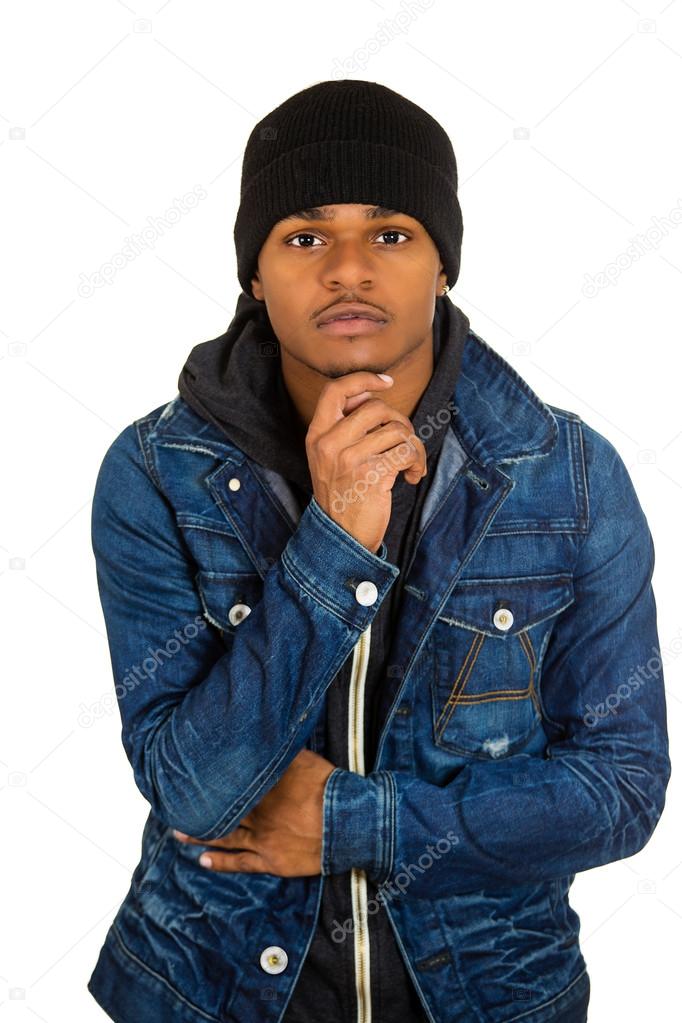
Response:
250,203,447,379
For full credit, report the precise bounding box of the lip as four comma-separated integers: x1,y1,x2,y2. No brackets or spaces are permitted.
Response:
316,303,387,326
317,317,388,336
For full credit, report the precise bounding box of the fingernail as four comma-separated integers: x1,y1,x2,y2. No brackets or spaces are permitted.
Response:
173,830,186,839
377,373,393,382
199,854,212,867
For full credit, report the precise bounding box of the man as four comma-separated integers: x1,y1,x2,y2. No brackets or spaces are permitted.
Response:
87,80,670,1023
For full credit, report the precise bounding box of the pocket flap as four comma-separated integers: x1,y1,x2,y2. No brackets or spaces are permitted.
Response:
196,570,264,633
437,574,575,637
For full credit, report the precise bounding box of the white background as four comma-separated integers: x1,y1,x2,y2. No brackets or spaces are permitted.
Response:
1,0,680,1019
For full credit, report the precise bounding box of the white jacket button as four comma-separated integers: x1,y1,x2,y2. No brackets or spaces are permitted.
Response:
355,580,378,606
260,945,288,974
228,477,241,491
228,603,251,626
493,607,514,631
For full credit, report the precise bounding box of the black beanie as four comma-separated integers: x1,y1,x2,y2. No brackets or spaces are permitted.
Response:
233,79,463,299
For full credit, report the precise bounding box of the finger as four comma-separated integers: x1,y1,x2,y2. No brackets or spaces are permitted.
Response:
199,850,264,873
342,391,377,414
335,398,417,449
402,435,428,478
389,435,426,483
344,428,427,482
309,372,393,435
404,461,428,484
315,403,417,465
173,824,254,848
344,422,417,463
173,830,199,844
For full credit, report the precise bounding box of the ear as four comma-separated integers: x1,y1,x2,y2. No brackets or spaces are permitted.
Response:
251,268,264,301
437,264,447,293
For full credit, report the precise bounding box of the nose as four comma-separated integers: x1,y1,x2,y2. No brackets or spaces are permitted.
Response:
319,236,376,292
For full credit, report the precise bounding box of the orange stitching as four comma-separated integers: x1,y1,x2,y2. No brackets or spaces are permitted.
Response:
434,631,482,733
519,629,541,715
435,628,545,742
456,689,531,703
434,645,468,734
435,632,485,737
518,629,536,670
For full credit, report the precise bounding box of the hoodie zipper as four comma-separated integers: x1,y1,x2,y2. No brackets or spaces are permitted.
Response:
348,623,372,1023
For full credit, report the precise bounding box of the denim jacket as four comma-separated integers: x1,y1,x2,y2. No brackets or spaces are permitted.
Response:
87,327,670,1023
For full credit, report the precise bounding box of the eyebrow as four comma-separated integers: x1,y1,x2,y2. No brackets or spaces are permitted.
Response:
280,205,405,223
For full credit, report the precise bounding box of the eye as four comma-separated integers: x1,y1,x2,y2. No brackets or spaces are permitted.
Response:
285,230,410,248
376,230,409,245
286,233,324,248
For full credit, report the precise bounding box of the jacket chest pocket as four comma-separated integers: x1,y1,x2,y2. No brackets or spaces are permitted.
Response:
430,574,574,759
196,570,264,639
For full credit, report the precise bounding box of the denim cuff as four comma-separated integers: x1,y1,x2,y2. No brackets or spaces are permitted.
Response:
282,497,400,631
321,768,395,885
